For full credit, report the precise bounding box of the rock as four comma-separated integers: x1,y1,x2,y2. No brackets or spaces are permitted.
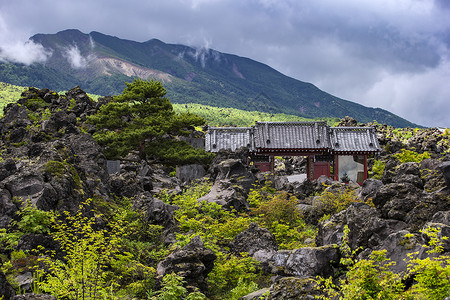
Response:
439,161,450,187
197,179,250,211
229,223,278,256
316,203,408,250
391,162,423,188
176,164,205,183
376,230,422,273
142,194,178,227
337,116,358,127
156,235,216,292
431,210,450,225
359,178,383,201
16,234,59,253
12,294,56,300
372,182,423,222
284,245,339,278
0,188,17,228
241,288,271,300
15,272,33,292
0,269,15,300
268,277,321,299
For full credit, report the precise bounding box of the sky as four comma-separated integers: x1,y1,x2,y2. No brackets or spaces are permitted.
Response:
1,0,449,127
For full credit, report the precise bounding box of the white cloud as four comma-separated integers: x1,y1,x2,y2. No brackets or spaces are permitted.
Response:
0,13,51,65
64,45,88,69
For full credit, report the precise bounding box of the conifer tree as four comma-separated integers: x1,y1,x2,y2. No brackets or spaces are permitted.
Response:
88,79,207,162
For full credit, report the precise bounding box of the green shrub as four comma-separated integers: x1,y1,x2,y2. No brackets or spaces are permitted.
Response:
16,201,55,235
394,149,431,163
35,198,126,299
314,187,364,217
369,160,385,179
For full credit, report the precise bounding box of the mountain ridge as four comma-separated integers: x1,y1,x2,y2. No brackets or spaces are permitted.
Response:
0,29,418,127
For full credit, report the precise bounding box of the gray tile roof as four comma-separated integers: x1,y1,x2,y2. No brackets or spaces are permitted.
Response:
205,127,253,152
254,121,330,149
205,122,380,154
330,127,380,153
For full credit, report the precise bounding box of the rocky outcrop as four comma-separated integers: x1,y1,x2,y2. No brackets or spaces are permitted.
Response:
230,223,277,256
156,236,216,292
281,245,339,278
316,202,408,250
198,155,256,210
13,294,56,300
267,277,321,300
0,270,15,300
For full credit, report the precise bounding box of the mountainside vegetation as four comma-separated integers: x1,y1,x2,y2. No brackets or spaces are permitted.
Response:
0,81,449,299
0,29,418,127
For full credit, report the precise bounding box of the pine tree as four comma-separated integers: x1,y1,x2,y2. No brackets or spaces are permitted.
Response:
88,79,206,162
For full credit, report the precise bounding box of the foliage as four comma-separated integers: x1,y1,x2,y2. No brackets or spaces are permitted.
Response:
173,103,333,127
317,226,450,300
0,82,25,116
159,182,261,298
145,139,214,165
313,187,364,218
15,201,55,235
148,273,206,300
317,227,404,300
35,198,126,299
87,79,206,162
369,160,385,179
405,226,450,300
394,149,431,163
251,191,315,249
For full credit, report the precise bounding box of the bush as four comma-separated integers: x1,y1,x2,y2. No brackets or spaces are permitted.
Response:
394,149,431,163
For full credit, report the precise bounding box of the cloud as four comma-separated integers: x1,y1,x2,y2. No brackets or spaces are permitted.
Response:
0,13,51,65
64,45,88,69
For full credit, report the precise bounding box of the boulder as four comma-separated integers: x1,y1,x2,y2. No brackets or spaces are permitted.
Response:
176,164,205,183
241,288,271,300
16,234,59,253
12,294,56,300
359,178,384,201
316,202,408,251
275,245,339,278
376,230,422,274
372,182,423,222
197,179,250,211
268,277,321,300
142,194,178,228
229,223,277,256
439,161,450,188
0,188,17,228
156,236,216,292
0,270,15,300
15,272,33,293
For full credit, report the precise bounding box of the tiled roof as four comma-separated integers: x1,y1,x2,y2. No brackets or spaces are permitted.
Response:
254,121,330,149
330,127,380,153
205,122,381,154
205,127,253,152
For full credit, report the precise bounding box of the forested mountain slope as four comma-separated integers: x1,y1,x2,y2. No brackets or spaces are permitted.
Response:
0,29,417,127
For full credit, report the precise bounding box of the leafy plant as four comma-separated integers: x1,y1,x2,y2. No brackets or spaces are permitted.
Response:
369,160,385,179
35,198,126,299
394,149,431,163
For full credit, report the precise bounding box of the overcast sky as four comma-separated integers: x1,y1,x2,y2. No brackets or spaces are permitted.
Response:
1,0,449,127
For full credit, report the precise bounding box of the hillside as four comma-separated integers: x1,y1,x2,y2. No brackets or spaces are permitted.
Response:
0,85,449,299
0,29,417,127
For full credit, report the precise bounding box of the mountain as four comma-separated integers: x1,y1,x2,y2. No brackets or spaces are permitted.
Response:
0,29,417,127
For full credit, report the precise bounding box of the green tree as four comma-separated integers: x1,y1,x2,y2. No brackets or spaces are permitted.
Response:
88,79,206,161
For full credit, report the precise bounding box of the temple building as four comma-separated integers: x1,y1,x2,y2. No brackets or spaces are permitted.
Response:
205,121,380,185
